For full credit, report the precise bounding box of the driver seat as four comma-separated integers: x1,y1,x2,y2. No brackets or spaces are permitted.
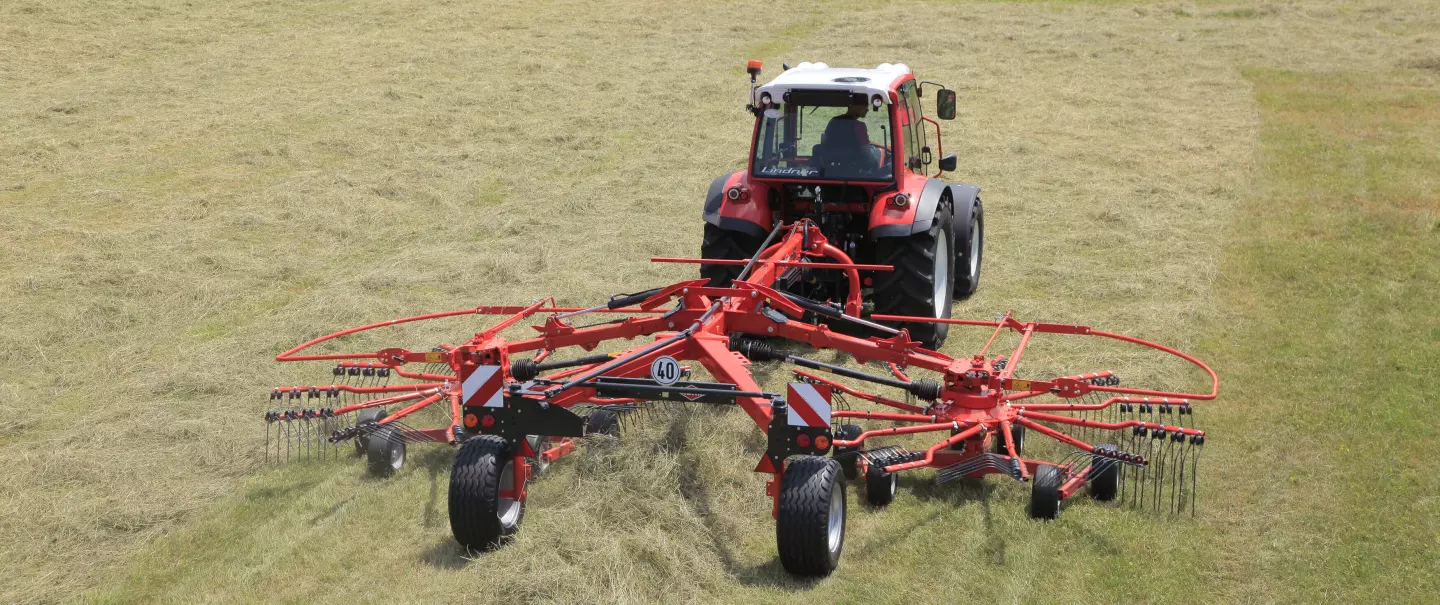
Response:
812,118,883,173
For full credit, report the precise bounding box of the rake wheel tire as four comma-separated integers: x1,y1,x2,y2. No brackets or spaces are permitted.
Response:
1088,444,1120,502
863,464,897,507
953,198,983,297
450,435,524,550
832,424,862,480
700,223,766,287
1029,463,1063,520
526,435,551,476
366,425,405,477
354,407,388,456
992,424,1026,455
585,409,622,440
872,202,955,350
776,456,846,577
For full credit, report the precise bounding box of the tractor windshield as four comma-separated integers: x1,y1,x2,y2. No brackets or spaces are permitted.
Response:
752,97,893,182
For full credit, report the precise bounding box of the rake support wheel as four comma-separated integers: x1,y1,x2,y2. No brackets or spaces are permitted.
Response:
1088,445,1120,501
366,425,405,477
449,435,524,550
1029,463,1063,520
832,424,862,480
776,456,846,577
354,407,387,456
864,464,897,507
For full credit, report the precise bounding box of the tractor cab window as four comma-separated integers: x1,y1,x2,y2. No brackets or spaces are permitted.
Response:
752,91,893,181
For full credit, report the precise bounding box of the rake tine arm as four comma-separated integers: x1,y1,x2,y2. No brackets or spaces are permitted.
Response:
832,421,962,449
1000,420,1029,480
887,363,910,382
1019,395,1188,412
1013,416,1098,453
1018,410,1206,438
376,392,446,425
333,388,438,415
792,370,928,414
831,410,939,423
883,424,985,473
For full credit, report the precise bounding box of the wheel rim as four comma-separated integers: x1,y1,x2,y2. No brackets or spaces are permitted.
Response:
389,437,404,470
887,473,897,497
826,480,844,553
497,461,522,526
933,231,949,318
968,219,980,279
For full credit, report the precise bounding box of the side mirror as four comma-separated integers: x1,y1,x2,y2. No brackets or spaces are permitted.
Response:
938,153,957,172
936,89,957,120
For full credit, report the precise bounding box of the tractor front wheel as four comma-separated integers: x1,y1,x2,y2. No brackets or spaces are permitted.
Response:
872,202,955,349
776,456,846,577
449,435,525,550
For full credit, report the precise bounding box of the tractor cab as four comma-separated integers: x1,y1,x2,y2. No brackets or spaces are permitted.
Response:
748,63,957,187
702,61,980,349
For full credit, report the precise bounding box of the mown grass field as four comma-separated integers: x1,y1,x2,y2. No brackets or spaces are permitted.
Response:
1,1,1437,603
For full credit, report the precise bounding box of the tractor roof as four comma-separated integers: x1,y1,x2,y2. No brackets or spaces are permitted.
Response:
757,63,912,105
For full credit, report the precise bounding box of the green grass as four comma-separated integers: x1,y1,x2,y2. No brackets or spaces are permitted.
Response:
1,0,1438,603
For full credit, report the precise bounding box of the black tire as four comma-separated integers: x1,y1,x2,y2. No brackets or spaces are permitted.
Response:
992,424,1026,455
366,425,405,477
1088,444,1120,502
953,198,983,297
776,456,846,577
585,409,621,439
449,435,525,550
1029,463,1063,520
353,407,387,456
863,464,897,507
872,202,955,349
832,424,862,480
700,223,766,287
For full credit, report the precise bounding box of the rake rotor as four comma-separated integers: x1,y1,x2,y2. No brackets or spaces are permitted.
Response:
260,219,1218,574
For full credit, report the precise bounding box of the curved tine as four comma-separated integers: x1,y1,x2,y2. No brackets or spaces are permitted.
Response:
1191,445,1202,517
1174,440,1186,514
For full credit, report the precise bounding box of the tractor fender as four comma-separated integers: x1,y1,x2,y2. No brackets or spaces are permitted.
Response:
948,182,981,232
869,177,947,238
702,171,770,238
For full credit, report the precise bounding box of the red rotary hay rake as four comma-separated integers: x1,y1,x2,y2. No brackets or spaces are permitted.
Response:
262,219,1217,577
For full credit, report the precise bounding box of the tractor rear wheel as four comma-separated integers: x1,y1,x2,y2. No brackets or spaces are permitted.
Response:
366,425,405,477
449,435,524,550
700,224,766,287
953,198,983,297
1088,445,1120,501
776,456,846,577
872,203,955,349
354,407,387,456
1029,463,1063,520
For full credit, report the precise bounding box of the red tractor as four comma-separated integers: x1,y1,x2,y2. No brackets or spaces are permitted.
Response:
700,61,982,349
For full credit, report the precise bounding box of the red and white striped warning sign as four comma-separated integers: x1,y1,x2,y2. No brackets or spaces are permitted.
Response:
786,383,832,427
461,365,504,408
